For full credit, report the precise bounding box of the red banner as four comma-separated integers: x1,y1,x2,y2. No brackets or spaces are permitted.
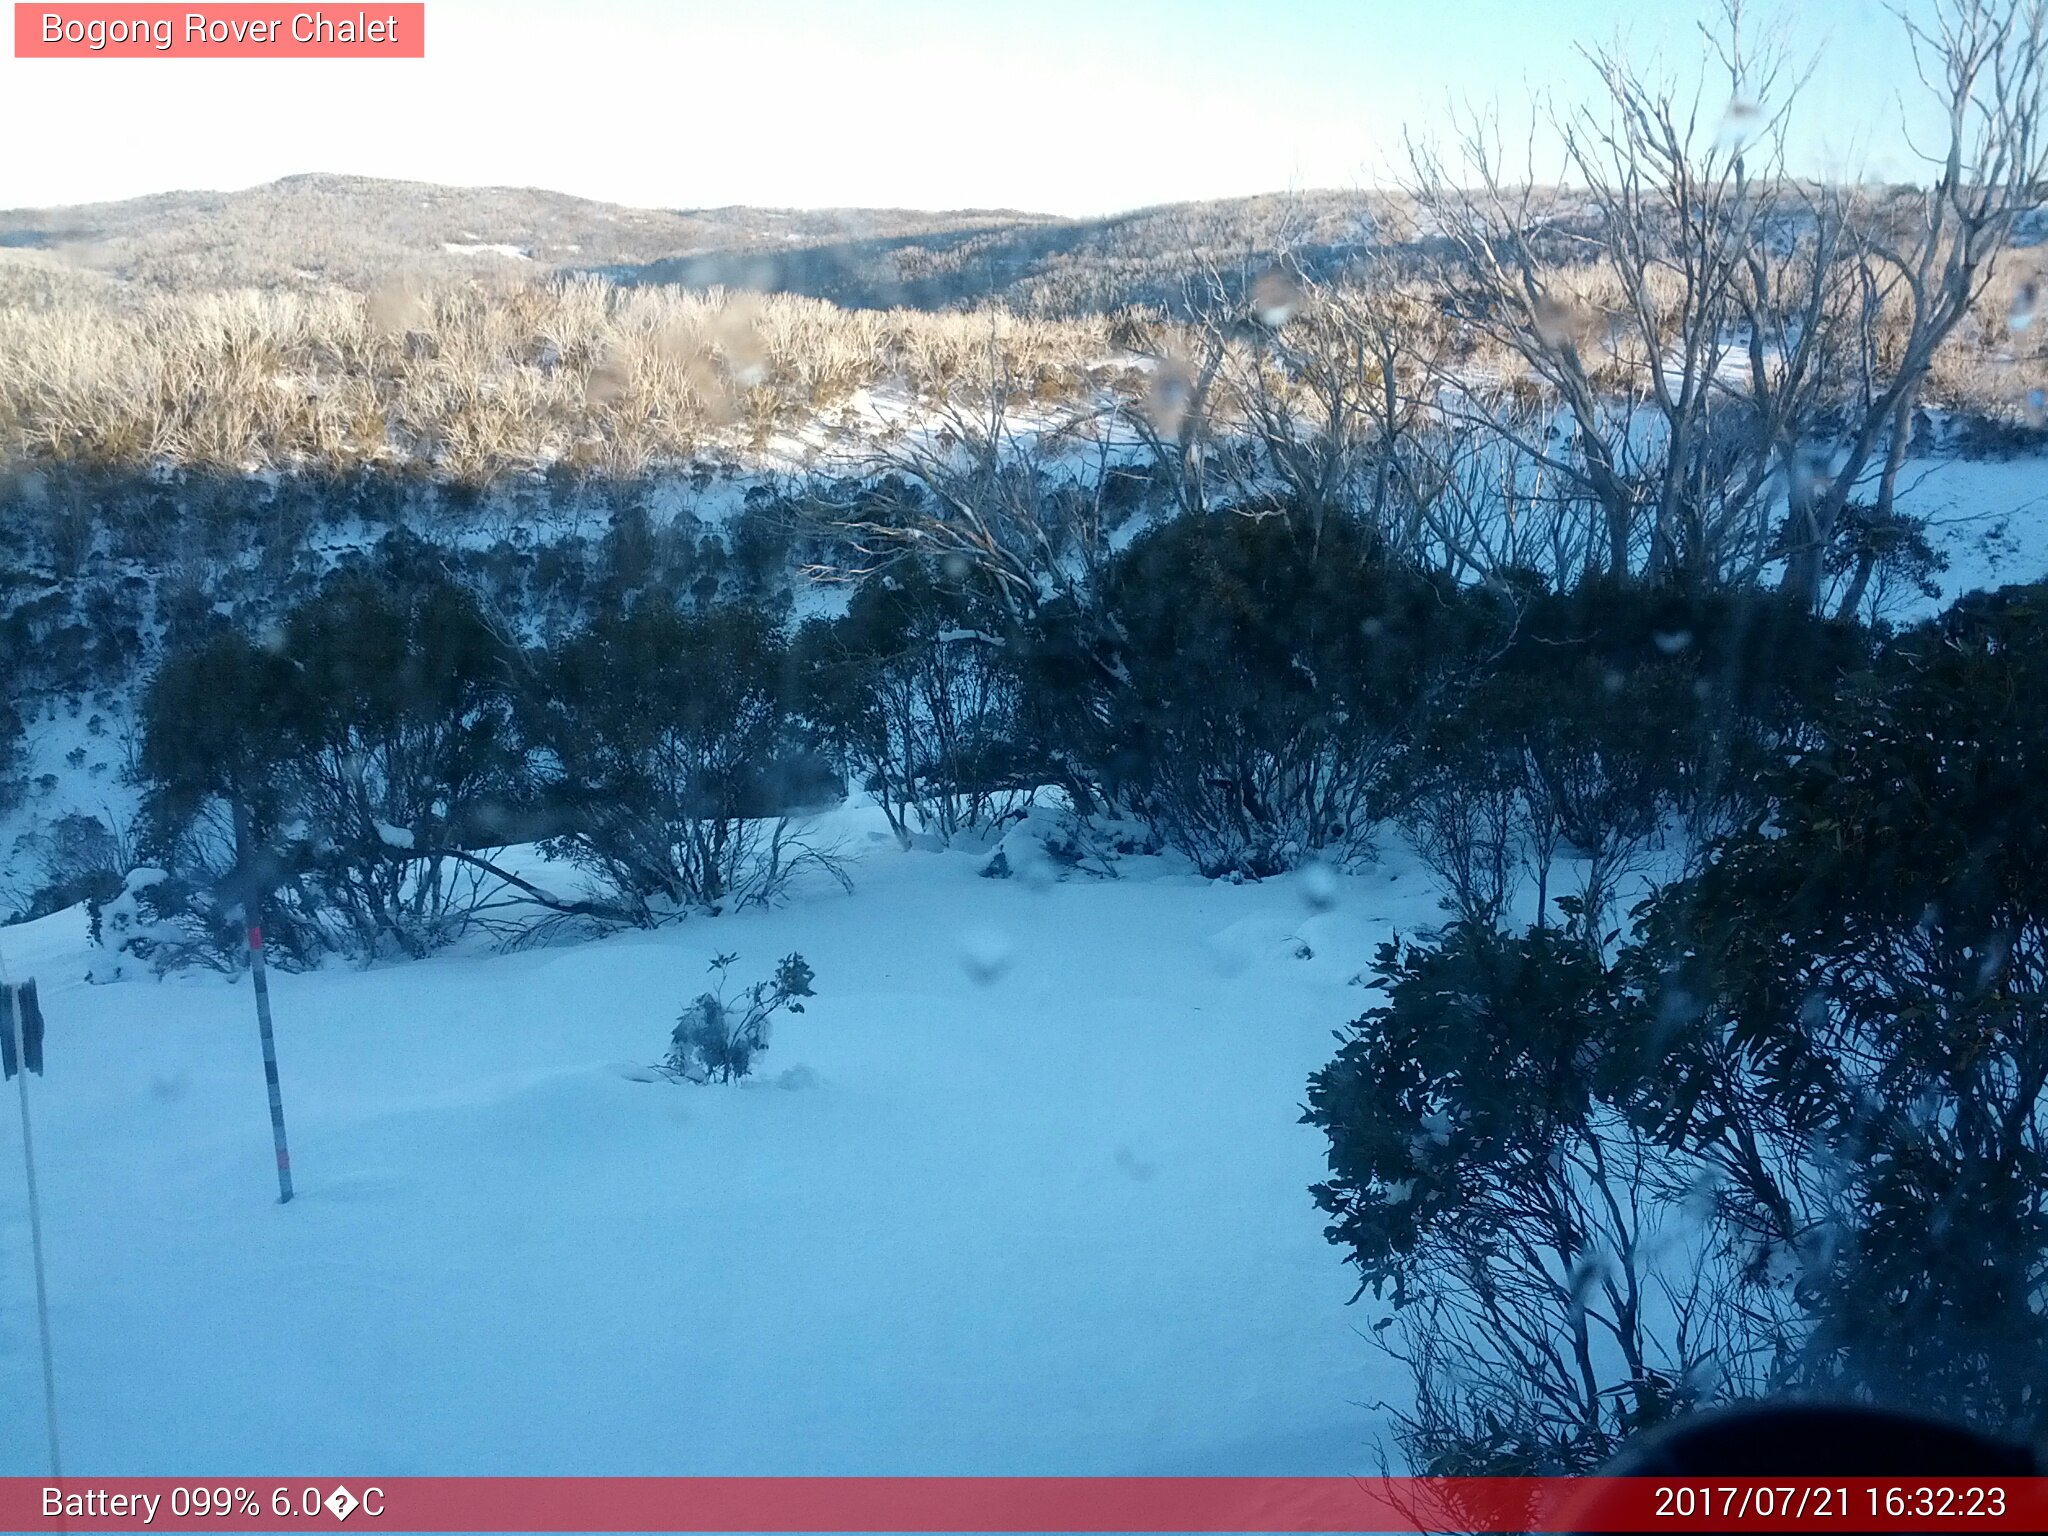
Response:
2,1477,2046,1532
13,5,425,58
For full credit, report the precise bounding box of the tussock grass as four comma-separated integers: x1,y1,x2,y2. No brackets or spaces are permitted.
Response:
0,238,2037,487
0,265,1116,483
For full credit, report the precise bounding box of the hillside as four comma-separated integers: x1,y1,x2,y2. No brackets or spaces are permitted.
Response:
0,173,1394,312
0,173,1059,295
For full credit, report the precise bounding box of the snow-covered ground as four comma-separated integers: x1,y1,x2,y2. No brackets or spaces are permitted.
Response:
1899,450,2048,607
0,807,1438,1476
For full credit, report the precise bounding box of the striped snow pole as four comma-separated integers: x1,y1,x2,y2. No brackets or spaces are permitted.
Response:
3,979,62,1476
246,923,295,1204
229,796,295,1204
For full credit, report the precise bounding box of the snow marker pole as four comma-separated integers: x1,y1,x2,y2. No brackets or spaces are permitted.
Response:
247,923,295,1204
228,798,294,1204
3,975,62,1478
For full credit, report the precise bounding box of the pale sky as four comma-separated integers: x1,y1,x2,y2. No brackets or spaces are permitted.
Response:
0,0,1949,214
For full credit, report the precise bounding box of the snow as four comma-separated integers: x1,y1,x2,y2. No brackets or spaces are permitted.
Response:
441,242,532,261
0,695,140,916
1897,451,2048,611
2,368,2042,1478
372,820,415,851
0,805,1434,1476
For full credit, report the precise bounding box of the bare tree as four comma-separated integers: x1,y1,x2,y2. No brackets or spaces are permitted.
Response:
1406,4,1809,583
801,331,1140,818
815,332,1115,629
1215,259,1466,556
1116,288,1233,520
1780,0,2048,608
1406,0,2047,603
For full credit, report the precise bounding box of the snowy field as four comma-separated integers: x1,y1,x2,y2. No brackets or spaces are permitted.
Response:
0,808,1439,1476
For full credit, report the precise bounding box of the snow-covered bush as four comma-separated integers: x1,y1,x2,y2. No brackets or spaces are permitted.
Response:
86,866,238,980
665,952,816,1084
978,802,1153,883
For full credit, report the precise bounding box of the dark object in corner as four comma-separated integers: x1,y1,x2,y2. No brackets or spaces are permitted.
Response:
1565,1403,2040,1535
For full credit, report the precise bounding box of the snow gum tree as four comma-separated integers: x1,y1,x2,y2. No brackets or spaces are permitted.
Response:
1305,922,1746,1474
1626,583,2048,1437
1309,583,2048,1472
134,540,528,964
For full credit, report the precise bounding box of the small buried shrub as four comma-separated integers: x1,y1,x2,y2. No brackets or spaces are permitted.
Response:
665,951,817,1084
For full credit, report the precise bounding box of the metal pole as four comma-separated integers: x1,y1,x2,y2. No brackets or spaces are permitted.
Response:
7,986,62,1476
246,923,294,1204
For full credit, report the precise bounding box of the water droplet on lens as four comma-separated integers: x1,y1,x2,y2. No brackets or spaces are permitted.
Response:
1251,267,1302,329
959,924,1014,985
2010,280,2038,333
1299,859,1339,912
1113,1145,1159,1181
1714,96,1762,154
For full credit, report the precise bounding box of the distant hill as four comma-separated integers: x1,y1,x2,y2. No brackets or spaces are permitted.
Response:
0,172,1402,314
8,172,2042,319
0,172,1053,290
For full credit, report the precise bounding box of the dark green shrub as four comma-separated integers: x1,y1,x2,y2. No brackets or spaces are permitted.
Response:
797,561,1036,846
526,603,836,921
1627,582,2048,1437
1086,507,1475,876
